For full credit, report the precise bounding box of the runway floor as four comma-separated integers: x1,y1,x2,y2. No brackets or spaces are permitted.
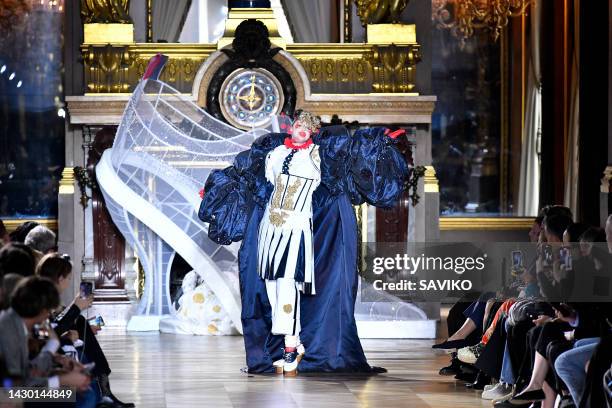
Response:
97,329,490,408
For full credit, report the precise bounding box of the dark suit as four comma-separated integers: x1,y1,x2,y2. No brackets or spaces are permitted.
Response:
52,305,110,376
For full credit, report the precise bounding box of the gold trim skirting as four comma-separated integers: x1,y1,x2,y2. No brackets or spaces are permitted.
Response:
440,217,535,231
1,218,58,233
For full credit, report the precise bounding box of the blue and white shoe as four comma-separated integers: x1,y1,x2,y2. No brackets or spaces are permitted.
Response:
274,344,305,374
283,344,305,376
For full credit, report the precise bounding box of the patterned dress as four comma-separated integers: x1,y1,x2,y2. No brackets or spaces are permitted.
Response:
257,144,320,294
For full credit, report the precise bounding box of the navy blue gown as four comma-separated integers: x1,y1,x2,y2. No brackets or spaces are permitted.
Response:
199,125,408,373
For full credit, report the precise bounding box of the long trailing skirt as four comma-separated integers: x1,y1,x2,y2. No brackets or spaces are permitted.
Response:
239,192,371,373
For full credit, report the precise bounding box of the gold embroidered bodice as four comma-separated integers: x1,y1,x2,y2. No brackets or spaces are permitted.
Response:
264,144,321,227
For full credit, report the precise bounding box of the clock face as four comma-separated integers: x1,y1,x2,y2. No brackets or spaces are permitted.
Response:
220,68,284,130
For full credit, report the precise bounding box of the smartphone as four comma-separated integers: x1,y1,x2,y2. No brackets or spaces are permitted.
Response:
561,248,573,270
82,362,96,375
543,245,553,266
511,250,523,269
87,315,105,327
32,324,50,340
80,281,93,298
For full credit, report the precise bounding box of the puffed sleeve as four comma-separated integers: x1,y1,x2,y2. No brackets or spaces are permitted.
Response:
315,126,409,208
198,133,284,244
313,125,353,196
346,127,409,207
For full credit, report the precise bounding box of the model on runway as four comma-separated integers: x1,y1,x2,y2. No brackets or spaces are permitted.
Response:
199,110,408,375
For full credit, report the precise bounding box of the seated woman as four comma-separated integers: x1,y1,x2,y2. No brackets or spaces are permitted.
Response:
200,110,409,374
36,253,134,408
509,228,611,407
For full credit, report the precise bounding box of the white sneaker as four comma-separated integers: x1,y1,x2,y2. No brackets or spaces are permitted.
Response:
483,383,497,392
482,382,512,401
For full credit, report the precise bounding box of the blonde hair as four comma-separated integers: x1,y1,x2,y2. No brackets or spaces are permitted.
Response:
294,110,321,133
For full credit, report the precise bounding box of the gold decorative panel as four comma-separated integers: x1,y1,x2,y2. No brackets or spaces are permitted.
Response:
368,44,420,93
82,44,217,94
81,43,420,95
297,58,371,93
80,0,132,24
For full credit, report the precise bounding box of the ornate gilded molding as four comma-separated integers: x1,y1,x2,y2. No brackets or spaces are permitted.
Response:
82,44,216,94
83,44,131,93
81,42,421,95
440,217,535,231
368,44,420,93
355,0,408,25
81,0,132,24
72,42,435,125
344,0,353,42
2,218,58,233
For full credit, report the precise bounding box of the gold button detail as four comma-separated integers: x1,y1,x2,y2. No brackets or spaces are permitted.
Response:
283,304,293,314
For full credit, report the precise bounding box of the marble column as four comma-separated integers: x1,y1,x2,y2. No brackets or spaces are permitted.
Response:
57,125,86,307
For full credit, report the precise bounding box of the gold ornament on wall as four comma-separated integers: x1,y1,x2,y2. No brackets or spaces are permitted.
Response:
432,0,531,46
355,0,409,25
367,44,420,93
81,0,132,24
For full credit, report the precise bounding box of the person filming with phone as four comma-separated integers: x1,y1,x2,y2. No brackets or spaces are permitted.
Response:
0,276,92,392
36,253,134,408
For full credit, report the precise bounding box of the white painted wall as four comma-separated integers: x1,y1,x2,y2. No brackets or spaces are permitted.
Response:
178,0,293,44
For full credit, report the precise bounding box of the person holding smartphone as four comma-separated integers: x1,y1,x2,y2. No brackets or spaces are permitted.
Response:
535,214,573,300
36,253,134,408
0,276,91,390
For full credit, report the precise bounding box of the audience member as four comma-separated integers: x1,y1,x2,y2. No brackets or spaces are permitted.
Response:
8,221,39,243
24,225,57,254
37,253,134,408
1,273,24,310
433,205,612,408
0,220,9,246
0,244,36,277
0,276,90,389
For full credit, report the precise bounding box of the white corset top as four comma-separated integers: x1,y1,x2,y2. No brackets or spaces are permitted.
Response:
265,143,321,218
